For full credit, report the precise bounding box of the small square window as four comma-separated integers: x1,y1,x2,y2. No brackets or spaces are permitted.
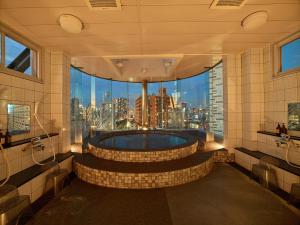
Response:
5,36,37,76
281,38,300,73
0,34,2,63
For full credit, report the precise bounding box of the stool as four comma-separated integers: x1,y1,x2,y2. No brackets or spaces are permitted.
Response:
45,167,69,196
252,156,279,189
290,183,300,203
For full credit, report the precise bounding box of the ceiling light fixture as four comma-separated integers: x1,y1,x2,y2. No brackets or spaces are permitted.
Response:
59,14,83,34
241,11,268,31
164,60,172,68
141,68,148,74
115,61,124,68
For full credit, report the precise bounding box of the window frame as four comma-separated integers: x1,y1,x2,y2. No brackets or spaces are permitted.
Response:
273,31,300,77
0,23,42,82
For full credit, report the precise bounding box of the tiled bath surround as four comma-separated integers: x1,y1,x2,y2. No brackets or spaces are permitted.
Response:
73,150,233,189
0,50,72,202
89,143,198,162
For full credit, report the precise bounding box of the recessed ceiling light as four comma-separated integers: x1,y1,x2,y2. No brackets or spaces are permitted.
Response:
59,14,83,34
141,68,148,74
164,61,172,68
116,61,124,68
241,11,268,31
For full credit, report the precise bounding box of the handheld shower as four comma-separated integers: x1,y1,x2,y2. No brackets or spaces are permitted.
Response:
32,99,56,165
0,143,11,186
276,134,300,169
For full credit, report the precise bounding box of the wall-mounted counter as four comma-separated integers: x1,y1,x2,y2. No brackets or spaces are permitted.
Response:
257,131,300,141
2,133,59,149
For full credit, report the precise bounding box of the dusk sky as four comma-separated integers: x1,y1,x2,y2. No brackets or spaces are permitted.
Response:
281,38,300,72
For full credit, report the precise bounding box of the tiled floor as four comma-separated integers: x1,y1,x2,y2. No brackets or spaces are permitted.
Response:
26,163,300,225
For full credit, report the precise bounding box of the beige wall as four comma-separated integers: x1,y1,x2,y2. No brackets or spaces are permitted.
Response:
263,45,300,133
0,49,71,181
50,51,71,153
224,45,300,165
223,54,242,152
241,48,265,151
258,45,300,165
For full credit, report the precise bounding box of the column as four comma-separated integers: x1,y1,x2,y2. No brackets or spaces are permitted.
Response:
50,51,71,153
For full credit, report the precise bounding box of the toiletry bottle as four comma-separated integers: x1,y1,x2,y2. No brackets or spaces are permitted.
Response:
276,123,281,135
0,130,5,145
4,130,11,145
282,123,288,134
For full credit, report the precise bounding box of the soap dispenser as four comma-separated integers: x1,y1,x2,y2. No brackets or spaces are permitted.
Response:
281,123,288,134
0,129,5,145
276,123,282,135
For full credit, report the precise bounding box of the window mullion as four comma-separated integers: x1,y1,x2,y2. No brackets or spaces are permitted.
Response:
1,33,5,67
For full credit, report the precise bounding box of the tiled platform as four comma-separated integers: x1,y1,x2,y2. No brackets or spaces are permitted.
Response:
73,152,214,189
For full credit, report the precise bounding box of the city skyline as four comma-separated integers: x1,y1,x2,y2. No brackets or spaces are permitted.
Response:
70,64,223,144
71,67,210,109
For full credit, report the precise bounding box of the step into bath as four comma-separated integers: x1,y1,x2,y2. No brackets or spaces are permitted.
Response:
73,151,214,189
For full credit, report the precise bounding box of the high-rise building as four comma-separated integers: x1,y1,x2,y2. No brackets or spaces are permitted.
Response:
135,87,171,128
209,63,224,136
71,98,84,144
100,102,113,129
135,96,143,126
113,98,128,120
171,91,181,108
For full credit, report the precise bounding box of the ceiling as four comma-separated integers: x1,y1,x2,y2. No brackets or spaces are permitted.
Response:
0,0,300,81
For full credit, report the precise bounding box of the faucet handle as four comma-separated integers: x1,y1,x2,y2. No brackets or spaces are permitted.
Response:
280,133,290,141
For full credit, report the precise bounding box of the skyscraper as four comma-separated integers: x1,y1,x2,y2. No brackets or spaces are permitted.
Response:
113,98,128,120
135,87,171,128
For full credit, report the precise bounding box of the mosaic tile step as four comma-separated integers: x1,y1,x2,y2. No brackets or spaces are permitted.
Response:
73,152,214,189
88,142,198,162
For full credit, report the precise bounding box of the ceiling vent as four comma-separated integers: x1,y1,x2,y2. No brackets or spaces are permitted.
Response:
85,0,121,10
210,0,247,9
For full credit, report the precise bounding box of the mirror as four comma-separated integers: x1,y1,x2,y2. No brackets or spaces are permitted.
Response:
7,104,31,135
288,103,300,131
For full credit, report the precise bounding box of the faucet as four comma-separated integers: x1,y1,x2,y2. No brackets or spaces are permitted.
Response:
275,134,290,147
31,137,45,151
274,133,300,169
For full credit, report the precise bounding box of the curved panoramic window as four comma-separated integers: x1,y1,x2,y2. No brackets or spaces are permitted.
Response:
70,62,223,147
